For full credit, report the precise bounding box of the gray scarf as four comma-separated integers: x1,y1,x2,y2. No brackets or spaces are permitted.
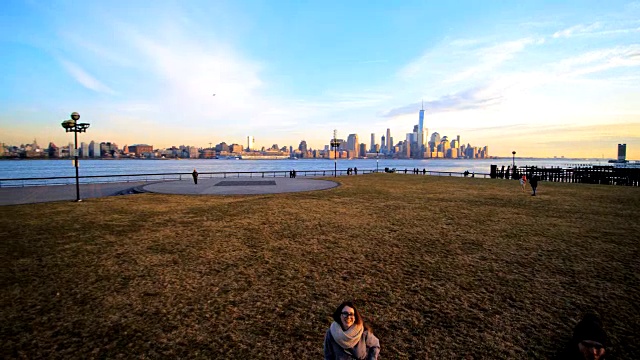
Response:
330,321,364,349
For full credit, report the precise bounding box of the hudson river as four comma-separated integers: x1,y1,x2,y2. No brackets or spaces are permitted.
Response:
0,158,607,179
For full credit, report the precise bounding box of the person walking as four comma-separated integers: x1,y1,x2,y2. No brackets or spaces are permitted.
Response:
192,169,198,185
324,301,380,360
354,167,358,175
530,175,539,196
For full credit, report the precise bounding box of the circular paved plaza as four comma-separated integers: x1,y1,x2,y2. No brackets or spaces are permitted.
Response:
141,177,339,195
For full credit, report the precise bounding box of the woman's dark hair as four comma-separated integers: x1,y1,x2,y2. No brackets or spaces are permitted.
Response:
332,301,372,332
572,313,608,346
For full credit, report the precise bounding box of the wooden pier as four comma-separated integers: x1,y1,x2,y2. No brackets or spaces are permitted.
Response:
490,165,640,187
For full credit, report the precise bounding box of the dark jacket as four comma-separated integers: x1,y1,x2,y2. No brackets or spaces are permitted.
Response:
324,329,380,360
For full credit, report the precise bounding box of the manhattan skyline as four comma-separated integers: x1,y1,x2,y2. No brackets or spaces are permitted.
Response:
1,1,639,159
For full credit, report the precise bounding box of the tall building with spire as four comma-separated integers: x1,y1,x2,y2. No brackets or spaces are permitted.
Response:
418,100,427,157
386,128,391,153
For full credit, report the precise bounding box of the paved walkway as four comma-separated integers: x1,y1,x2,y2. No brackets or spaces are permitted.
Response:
0,178,339,206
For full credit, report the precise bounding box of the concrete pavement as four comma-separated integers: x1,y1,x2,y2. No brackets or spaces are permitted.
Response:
0,178,339,206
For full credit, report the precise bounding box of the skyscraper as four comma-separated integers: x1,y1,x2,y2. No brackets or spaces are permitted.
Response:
618,144,627,161
418,100,425,156
247,136,255,151
386,128,391,153
370,133,375,152
347,134,359,158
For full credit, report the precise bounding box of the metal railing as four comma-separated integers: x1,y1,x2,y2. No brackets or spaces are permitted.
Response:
0,169,489,188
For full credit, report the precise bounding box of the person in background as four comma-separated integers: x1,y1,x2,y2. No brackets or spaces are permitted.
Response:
324,301,380,360
520,174,527,191
192,168,198,185
530,174,539,196
558,313,608,360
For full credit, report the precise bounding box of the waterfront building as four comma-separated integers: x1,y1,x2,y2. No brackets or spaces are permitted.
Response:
386,128,391,153
359,143,367,158
298,140,308,154
418,102,426,157
80,142,89,158
381,135,386,152
128,144,153,157
247,136,255,151
370,133,376,152
618,144,627,161
215,142,229,153
229,144,243,153
347,134,359,158
90,141,100,158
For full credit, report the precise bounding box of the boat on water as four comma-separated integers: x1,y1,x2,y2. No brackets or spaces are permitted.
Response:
216,155,241,160
240,155,290,160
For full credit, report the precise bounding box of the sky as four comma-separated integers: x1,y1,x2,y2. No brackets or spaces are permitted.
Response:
1,0,639,159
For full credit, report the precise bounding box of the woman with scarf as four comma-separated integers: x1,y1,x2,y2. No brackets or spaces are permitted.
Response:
324,301,380,360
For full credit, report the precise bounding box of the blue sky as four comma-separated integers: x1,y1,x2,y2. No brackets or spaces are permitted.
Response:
1,0,639,158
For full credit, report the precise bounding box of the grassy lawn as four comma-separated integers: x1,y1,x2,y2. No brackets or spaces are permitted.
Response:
1,174,639,359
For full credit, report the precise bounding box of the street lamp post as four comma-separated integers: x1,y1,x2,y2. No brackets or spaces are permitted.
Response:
376,150,380,173
330,129,339,177
512,151,516,168
61,112,90,202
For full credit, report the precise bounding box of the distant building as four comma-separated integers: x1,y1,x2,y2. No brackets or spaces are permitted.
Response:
247,136,255,151
229,144,243,153
386,128,391,153
80,142,89,158
347,134,359,158
215,142,229,153
359,143,367,157
370,133,376,152
618,144,627,161
128,144,153,156
90,141,100,158
298,140,308,154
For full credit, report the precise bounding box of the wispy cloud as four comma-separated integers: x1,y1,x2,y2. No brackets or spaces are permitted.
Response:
553,22,602,38
445,37,544,83
58,59,117,95
556,44,640,76
383,86,503,117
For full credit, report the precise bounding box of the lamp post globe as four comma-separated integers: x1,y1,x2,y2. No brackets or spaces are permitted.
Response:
71,112,80,121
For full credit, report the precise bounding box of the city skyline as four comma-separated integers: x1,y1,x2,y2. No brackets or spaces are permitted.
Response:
1,1,639,158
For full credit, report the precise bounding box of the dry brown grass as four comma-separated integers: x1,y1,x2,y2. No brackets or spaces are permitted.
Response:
1,174,639,359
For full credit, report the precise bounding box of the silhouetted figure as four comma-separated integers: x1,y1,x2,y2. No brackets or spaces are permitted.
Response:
354,167,358,175
557,313,608,360
500,165,505,179
404,168,408,174
192,169,198,184
293,169,297,178
464,170,469,177
506,166,511,179
422,168,426,175
530,175,539,196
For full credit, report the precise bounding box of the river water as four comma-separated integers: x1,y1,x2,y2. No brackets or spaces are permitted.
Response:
0,158,606,179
